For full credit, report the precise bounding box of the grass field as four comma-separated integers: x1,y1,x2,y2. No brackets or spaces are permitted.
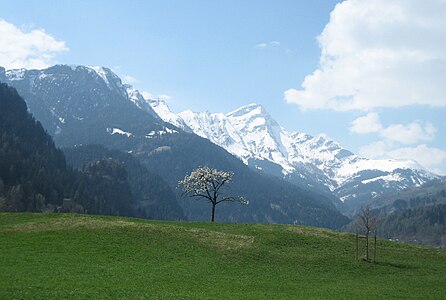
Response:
1,213,445,299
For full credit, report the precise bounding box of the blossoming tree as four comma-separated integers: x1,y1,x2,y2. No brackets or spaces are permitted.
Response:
179,166,248,222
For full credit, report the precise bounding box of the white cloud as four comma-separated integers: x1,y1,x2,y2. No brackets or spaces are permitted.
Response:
157,94,171,101
122,75,138,84
389,145,446,175
0,19,68,69
358,141,388,159
380,121,436,144
350,112,382,134
285,0,446,111
141,91,171,101
254,41,281,49
351,112,436,144
141,91,154,99
254,43,268,49
359,142,446,175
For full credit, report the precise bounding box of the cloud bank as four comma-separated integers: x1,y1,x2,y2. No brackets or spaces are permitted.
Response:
359,142,446,175
350,113,436,144
285,0,446,111
350,112,443,174
0,19,68,69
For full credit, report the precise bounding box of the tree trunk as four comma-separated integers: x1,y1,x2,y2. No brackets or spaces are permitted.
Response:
210,203,216,222
373,230,377,263
365,230,369,261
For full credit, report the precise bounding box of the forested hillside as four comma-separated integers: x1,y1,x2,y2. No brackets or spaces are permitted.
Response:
64,144,184,220
345,180,446,247
0,83,75,211
378,203,446,247
0,83,177,220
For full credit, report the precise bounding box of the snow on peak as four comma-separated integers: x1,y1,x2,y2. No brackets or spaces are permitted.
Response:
88,66,112,85
150,98,172,115
227,103,268,118
122,84,159,119
149,97,168,107
125,84,147,107
178,109,225,139
125,85,141,104
149,100,440,199
66,64,79,71
141,98,190,131
5,68,27,81
85,66,127,96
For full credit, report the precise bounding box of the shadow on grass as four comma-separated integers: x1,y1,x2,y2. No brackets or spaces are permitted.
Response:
374,261,417,270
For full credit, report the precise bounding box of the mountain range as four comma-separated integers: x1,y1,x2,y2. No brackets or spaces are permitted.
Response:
0,65,349,228
1,64,443,215
147,99,440,215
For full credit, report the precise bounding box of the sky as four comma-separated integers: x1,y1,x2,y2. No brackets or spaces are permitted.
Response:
1,0,445,174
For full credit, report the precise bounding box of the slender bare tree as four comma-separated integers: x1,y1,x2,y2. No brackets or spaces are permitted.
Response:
179,166,248,222
357,204,377,261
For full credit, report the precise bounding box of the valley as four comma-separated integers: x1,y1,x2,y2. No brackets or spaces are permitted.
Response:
1,2,445,298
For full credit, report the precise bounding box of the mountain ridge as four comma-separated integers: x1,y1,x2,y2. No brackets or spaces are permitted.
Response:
146,98,439,214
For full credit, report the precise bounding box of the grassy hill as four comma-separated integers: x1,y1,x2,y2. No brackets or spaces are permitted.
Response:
1,213,445,299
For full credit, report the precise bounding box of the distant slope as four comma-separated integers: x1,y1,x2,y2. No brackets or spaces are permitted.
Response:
378,203,446,247
1,213,445,299
0,65,349,228
365,179,446,214
372,180,446,246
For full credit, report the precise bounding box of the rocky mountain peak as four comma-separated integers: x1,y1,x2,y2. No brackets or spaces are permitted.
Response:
227,103,267,117
147,99,440,210
0,64,165,145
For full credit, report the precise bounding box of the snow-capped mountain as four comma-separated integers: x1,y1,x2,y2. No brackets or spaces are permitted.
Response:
148,98,192,132
0,64,350,227
148,101,439,214
0,64,179,148
125,84,159,119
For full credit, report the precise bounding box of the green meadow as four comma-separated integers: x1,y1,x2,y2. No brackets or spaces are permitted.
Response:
1,213,445,299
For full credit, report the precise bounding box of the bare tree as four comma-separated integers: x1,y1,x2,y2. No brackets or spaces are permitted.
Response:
179,166,248,222
357,204,377,261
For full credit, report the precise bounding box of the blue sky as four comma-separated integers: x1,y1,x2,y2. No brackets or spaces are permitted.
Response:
1,0,445,174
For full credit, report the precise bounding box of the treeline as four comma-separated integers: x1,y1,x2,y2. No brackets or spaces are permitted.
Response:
343,181,446,247
376,182,446,247
378,203,446,247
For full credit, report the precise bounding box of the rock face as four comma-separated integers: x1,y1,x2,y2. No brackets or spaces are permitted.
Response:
0,65,173,149
0,65,349,228
148,101,439,215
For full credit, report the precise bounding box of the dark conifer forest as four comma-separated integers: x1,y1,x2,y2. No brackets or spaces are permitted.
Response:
0,83,73,211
